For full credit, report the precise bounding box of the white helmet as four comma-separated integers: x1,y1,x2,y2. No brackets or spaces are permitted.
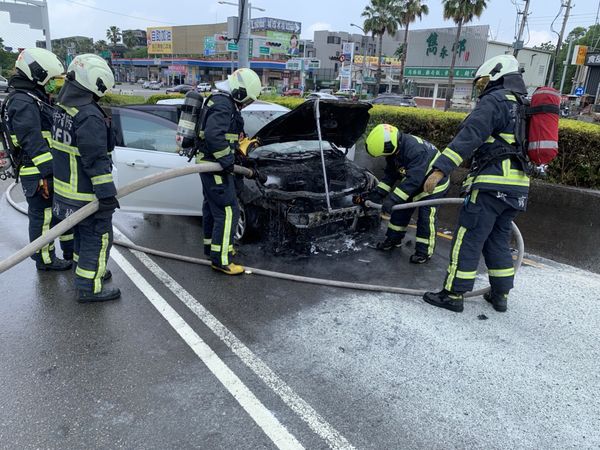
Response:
217,68,261,106
474,55,520,83
67,54,115,97
15,48,65,86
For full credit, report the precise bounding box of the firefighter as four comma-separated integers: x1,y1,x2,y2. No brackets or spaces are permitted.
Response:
196,68,262,275
51,54,120,303
422,55,529,313
4,48,74,270
362,124,450,263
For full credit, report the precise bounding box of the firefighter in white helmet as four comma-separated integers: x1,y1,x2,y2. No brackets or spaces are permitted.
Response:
50,54,120,303
195,68,262,275
4,48,74,271
423,54,529,313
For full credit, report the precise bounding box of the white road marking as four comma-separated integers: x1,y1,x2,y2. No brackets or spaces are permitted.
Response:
110,247,304,450
114,228,355,450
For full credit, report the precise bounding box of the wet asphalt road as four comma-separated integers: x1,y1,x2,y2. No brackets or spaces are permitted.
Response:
1,179,599,449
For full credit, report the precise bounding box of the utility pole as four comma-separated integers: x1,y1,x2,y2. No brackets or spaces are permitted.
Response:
513,0,531,57
237,0,249,69
559,37,574,93
548,0,573,87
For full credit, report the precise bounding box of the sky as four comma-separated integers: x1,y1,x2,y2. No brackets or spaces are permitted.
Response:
1,0,599,50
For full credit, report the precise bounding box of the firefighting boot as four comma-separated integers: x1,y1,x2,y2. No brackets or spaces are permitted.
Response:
78,287,121,303
423,290,464,313
484,291,508,312
36,258,73,271
103,270,112,282
376,237,403,251
211,262,245,275
409,253,431,264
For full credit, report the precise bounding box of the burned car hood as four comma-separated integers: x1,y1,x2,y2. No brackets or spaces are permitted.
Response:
252,99,372,148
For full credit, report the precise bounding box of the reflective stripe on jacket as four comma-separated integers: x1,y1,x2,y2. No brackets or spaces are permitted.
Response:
51,102,116,209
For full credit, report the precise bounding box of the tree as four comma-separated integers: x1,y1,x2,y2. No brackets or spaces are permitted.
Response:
0,37,18,77
122,30,138,49
94,40,109,53
442,0,487,111
106,26,122,47
362,0,402,95
398,0,429,93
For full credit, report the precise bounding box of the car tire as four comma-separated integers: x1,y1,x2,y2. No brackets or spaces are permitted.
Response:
236,200,262,242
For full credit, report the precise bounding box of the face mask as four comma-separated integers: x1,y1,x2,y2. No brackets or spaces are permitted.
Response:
44,76,65,94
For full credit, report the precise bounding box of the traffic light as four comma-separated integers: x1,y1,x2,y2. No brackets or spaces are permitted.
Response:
215,35,228,41
265,41,282,47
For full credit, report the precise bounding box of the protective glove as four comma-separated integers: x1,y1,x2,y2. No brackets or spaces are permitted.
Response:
424,170,445,194
366,189,385,204
37,178,52,200
381,196,396,220
220,161,235,174
98,196,120,213
252,169,268,184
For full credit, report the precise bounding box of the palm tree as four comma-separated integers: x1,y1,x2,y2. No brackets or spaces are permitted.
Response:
398,0,429,93
106,26,122,47
122,30,138,49
362,0,402,95
442,0,487,111
94,39,108,53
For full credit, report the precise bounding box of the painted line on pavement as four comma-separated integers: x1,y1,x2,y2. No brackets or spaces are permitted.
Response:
114,228,355,450
110,247,304,450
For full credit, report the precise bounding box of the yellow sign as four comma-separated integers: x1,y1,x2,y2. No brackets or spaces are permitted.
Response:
353,55,402,67
572,45,588,66
147,27,173,54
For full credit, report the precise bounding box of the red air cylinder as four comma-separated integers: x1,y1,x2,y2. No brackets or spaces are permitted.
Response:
527,86,561,165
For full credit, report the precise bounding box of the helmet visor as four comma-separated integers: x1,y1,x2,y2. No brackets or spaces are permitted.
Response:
45,75,65,94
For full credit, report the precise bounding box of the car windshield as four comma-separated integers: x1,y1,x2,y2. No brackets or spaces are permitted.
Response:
241,110,287,136
252,140,334,158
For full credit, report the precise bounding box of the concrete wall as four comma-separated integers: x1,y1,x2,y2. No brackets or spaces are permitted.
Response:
353,149,600,273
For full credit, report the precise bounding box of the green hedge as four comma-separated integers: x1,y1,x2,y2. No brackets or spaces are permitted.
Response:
145,93,185,104
100,93,146,105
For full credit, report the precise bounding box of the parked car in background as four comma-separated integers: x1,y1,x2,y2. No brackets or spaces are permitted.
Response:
0,75,8,92
166,84,194,94
319,88,334,95
196,82,212,92
371,94,417,107
306,92,339,100
335,88,357,97
136,79,146,85
148,81,163,90
261,86,277,95
282,88,302,97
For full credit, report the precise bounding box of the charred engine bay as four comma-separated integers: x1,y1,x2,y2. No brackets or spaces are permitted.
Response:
244,151,380,255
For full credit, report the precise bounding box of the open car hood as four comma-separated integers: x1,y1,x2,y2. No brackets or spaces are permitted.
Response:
252,99,372,148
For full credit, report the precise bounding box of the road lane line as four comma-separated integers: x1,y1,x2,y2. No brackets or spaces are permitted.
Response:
110,247,304,450
114,228,355,450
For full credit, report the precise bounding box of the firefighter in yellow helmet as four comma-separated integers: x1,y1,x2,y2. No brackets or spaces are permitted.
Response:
363,124,450,263
4,48,73,271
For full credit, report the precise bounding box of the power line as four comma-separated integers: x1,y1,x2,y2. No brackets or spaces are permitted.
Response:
62,0,176,25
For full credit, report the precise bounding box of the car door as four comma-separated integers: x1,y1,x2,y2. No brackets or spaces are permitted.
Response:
112,108,203,216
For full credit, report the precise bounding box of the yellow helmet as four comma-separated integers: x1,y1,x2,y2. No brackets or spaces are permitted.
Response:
365,124,399,157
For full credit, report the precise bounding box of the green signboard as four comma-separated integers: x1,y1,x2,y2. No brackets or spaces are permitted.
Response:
259,46,270,55
227,41,238,51
403,67,477,79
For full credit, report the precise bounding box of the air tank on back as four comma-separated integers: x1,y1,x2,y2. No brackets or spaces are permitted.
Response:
176,90,204,150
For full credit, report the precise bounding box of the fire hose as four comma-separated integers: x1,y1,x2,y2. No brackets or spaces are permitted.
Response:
2,164,525,299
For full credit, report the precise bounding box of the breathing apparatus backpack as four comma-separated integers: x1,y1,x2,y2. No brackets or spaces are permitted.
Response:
0,95,23,181
475,86,561,176
177,91,241,162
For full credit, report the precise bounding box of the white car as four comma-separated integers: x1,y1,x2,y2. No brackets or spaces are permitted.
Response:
197,82,212,92
306,92,339,100
108,100,289,216
0,75,8,93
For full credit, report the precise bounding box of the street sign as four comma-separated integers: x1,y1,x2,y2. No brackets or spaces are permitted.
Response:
339,55,346,63
575,87,584,97
227,42,238,52
286,60,302,70
306,59,320,70
259,46,270,55
572,45,588,66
